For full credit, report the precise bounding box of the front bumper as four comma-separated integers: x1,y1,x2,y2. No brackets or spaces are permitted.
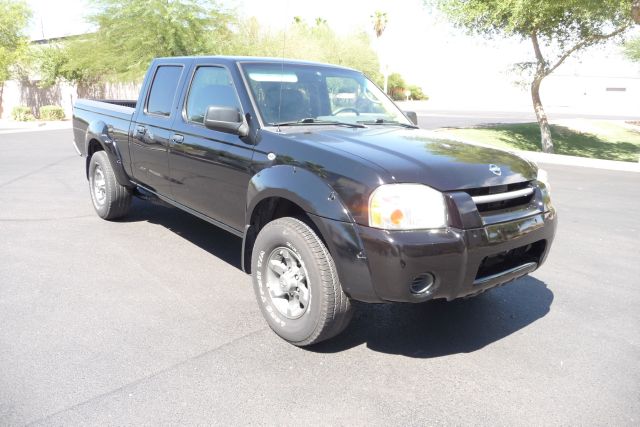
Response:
311,209,556,303
359,210,557,302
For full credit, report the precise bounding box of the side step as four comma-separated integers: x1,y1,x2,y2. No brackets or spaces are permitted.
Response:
132,186,171,207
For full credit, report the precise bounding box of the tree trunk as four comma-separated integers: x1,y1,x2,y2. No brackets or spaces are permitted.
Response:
531,76,554,153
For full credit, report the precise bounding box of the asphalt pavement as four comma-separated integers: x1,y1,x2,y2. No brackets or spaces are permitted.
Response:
0,129,639,425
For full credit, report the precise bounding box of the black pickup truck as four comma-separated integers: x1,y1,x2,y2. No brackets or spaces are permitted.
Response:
73,56,556,346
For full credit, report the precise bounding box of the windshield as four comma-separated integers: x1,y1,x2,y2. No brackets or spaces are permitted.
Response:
240,62,412,126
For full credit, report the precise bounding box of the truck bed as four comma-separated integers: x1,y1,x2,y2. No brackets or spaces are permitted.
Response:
75,99,137,120
72,99,137,157
99,99,137,109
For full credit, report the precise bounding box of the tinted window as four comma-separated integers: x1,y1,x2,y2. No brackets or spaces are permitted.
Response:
326,76,387,116
242,63,410,125
146,66,183,116
185,66,241,124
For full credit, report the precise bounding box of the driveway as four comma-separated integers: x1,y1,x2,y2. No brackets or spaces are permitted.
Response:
0,129,638,425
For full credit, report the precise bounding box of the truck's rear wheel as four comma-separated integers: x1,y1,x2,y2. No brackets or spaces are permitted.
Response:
88,151,131,220
251,217,352,346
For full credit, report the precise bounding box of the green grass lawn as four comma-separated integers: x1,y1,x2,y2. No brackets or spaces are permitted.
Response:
440,120,640,162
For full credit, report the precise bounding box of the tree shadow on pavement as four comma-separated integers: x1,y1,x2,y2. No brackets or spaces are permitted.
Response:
121,198,244,270
312,276,553,358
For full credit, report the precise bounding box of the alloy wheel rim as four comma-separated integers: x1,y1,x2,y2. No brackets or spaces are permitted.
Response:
92,165,107,206
265,246,310,319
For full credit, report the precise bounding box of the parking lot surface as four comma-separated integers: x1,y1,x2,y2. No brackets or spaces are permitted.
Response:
1,129,638,425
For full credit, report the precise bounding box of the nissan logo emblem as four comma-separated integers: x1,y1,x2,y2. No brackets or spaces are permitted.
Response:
489,164,502,176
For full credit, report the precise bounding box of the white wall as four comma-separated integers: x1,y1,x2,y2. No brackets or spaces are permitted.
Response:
541,74,640,115
0,80,141,120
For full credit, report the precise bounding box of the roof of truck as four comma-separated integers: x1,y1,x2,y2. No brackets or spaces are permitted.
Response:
153,56,359,72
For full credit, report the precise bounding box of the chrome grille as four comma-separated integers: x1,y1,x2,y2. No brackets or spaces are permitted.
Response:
464,181,535,213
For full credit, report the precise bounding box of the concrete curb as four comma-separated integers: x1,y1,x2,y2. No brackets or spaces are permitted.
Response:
0,120,72,135
513,150,640,173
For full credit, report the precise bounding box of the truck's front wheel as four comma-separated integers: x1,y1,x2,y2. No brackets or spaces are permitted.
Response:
88,151,131,220
251,217,352,346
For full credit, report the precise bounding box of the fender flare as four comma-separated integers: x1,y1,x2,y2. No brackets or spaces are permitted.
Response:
246,165,354,225
242,164,354,273
84,121,133,188
242,165,379,302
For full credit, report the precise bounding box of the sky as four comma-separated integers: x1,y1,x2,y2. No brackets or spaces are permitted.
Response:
25,0,640,109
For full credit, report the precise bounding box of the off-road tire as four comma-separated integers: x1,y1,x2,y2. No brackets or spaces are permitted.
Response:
251,217,352,346
88,151,131,220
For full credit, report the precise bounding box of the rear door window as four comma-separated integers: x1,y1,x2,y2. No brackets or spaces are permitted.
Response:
146,65,183,117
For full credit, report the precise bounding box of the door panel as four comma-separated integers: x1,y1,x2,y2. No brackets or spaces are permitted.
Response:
130,123,174,194
169,65,254,232
130,64,186,196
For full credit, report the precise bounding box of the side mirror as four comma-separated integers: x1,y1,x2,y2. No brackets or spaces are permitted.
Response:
204,105,249,137
404,111,418,126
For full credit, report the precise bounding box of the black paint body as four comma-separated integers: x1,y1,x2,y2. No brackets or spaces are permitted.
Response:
72,56,557,303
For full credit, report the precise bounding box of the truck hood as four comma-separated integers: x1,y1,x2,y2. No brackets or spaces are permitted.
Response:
284,126,537,191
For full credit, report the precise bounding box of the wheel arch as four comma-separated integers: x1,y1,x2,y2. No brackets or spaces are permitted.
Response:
242,166,379,303
84,121,133,188
242,165,354,274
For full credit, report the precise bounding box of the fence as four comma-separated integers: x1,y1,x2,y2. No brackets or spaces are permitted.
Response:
0,80,141,120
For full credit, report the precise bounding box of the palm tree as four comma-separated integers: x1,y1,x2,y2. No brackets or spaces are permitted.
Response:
371,11,389,93
372,11,387,38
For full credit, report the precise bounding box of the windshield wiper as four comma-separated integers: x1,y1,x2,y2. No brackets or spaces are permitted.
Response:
273,118,366,128
356,118,419,129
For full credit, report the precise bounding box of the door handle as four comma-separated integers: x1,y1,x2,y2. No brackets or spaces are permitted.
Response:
135,125,146,136
170,134,184,144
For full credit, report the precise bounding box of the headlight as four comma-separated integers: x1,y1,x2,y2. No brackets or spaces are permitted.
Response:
369,184,447,230
537,168,551,192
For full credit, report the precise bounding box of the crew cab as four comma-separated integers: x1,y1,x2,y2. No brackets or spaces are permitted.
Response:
72,56,556,346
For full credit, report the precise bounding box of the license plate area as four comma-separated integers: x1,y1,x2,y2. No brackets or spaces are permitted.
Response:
484,214,544,243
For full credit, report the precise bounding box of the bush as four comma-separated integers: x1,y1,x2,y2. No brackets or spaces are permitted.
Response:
407,85,428,101
386,73,428,101
39,105,65,120
390,87,407,101
11,106,35,121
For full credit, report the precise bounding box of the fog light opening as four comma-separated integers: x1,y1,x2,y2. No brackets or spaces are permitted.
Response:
409,273,436,295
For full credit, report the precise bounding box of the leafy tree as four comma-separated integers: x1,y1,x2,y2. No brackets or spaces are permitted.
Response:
33,45,70,87
625,37,640,61
387,72,406,88
435,0,638,153
229,18,383,85
407,84,428,101
387,72,406,100
625,1,640,63
45,35,115,86
31,5,388,99
61,0,234,81
0,0,31,82
386,72,428,101
0,0,31,116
